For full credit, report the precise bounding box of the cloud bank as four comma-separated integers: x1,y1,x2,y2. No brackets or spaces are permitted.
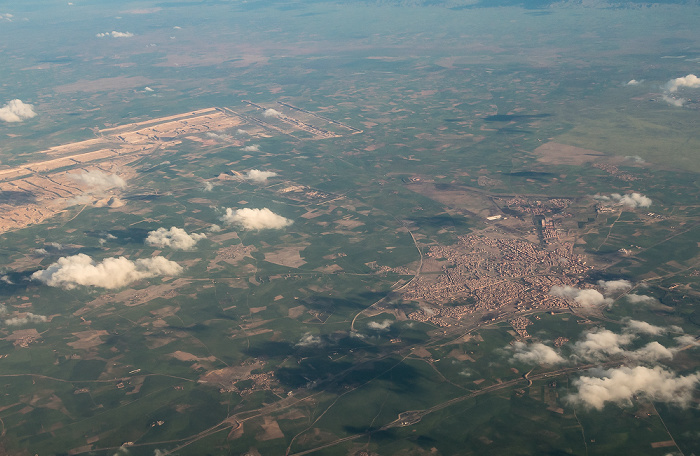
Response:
0,99,37,123
220,208,292,230
145,227,206,250
567,366,700,410
245,169,277,183
69,170,126,190
32,254,182,289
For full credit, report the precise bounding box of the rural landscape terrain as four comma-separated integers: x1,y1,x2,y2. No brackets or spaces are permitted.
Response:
0,0,699,455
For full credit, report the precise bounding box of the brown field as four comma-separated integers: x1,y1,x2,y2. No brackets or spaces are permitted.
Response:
534,142,606,165
263,245,308,268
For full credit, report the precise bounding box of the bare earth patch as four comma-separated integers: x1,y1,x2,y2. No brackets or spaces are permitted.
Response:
264,245,307,268
534,142,606,165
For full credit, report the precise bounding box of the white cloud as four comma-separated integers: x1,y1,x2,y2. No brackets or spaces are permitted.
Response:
0,275,13,285
597,279,632,296
144,86,154,92
567,365,700,410
612,192,652,208
4,312,48,326
675,335,699,347
203,181,214,192
208,224,222,233
296,333,322,347
662,94,685,107
206,132,233,142
626,79,641,86
263,109,281,118
624,319,664,336
550,285,611,307
628,341,674,362
241,144,260,152
245,169,277,183
145,227,206,250
367,320,393,331
69,170,126,190
665,74,700,93
220,208,292,230
32,253,182,289
236,129,248,135
96,31,134,38
625,294,657,305
0,99,37,123
572,329,634,361
510,341,566,365
0,304,6,314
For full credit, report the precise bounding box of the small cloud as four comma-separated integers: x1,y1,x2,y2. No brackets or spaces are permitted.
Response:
1,275,13,285
206,132,233,142
241,144,260,152
367,319,393,331
144,86,154,92
597,279,632,296
97,31,134,38
624,319,665,335
173,26,181,30
208,224,222,233
245,169,277,183
296,332,322,347
624,155,645,163
203,181,214,192
550,285,611,307
220,207,293,230
626,79,641,86
0,99,37,123
263,109,281,118
510,341,566,365
69,170,126,191
32,253,182,289
665,74,700,93
567,365,700,410
625,294,657,305
628,341,674,362
145,227,206,250
662,94,685,107
236,129,248,135
597,192,652,209
4,312,48,326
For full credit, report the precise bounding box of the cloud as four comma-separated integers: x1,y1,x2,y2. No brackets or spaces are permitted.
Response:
0,275,13,285
245,169,277,183
367,320,393,331
263,109,281,118
144,86,154,92
206,132,233,142
69,170,126,190
236,129,248,135
0,304,6,314
612,192,652,208
31,253,182,289
662,94,685,107
665,74,700,93
4,312,48,326
0,99,37,123
296,333,322,347
567,365,700,410
510,341,566,365
96,31,134,38
572,329,634,361
208,224,222,233
203,181,214,192
625,294,657,305
624,319,665,336
626,79,641,86
597,279,632,295
1,13,14,21
241,144,260,152
145,227,206,250
675,335,700,347
550,286,611,307
220,208,292,230
628,342,674,362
